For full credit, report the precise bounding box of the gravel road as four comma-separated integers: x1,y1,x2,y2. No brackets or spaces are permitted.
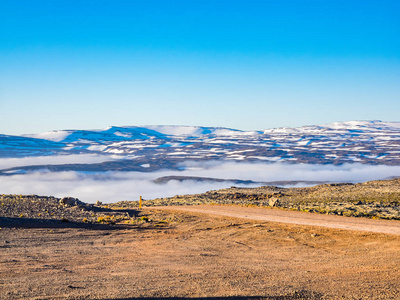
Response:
156,205,400,235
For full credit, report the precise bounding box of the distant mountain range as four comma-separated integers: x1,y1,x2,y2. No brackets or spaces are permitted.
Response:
1,120,399,174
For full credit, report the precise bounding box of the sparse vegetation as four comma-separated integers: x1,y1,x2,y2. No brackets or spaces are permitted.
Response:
139,216,149,222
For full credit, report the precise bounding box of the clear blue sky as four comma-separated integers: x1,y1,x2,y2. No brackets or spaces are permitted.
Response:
1,0,399,134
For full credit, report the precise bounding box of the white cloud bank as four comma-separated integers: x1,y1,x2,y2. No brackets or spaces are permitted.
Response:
0,162,399,203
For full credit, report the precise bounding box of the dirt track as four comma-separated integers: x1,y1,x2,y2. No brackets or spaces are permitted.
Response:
156,205,400,235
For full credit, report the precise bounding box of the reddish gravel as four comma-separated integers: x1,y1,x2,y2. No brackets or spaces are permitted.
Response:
156,205,400,235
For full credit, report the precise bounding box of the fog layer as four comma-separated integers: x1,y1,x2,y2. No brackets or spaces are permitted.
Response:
0,162,399,203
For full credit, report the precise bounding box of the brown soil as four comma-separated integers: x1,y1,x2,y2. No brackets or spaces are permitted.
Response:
159,205,400,235
1,207,400,299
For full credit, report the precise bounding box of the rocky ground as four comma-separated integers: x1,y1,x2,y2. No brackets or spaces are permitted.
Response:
110,178,400,220
1,208,399,299
0,194,140,227
1,178,400,299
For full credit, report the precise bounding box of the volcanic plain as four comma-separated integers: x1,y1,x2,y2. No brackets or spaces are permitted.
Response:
1,179,400,299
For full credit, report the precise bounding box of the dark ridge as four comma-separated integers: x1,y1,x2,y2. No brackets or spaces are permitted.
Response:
153,176,263,185
153,175,328,187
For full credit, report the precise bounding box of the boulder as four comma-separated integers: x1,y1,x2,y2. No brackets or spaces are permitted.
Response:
269,197,280,207
59,197,83,207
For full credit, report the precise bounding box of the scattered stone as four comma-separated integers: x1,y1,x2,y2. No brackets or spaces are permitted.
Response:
269,197,280,207
59,197,79,207
0,194,132,225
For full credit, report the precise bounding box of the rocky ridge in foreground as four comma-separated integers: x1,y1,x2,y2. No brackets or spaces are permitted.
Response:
0,195,136,226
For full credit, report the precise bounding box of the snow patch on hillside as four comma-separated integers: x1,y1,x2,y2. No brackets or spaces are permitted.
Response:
145,125,258,137
25,131,72,142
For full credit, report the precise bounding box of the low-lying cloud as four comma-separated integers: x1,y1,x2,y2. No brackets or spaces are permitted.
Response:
1,161,400,203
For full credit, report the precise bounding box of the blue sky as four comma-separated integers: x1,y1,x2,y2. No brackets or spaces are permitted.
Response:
1,0,399,134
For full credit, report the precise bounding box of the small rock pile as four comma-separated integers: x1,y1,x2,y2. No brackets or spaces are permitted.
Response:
0,194,132,225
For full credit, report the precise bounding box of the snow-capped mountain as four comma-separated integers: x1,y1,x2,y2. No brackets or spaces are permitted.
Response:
1,121,400,174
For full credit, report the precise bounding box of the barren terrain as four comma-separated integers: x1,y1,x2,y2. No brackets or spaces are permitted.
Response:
1,208,400,299
1,179,400,299
159,205,400,235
